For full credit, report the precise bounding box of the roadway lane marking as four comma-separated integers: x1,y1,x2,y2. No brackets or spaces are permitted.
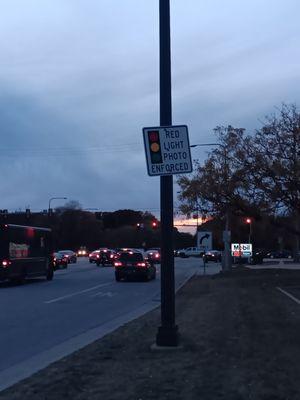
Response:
90,291,116,298
277,287,300,305
45,283,112,304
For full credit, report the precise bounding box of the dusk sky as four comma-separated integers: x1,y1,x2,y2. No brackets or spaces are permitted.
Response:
1,1,300,224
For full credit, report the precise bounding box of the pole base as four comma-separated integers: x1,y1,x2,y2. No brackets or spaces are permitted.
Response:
156,325,179,347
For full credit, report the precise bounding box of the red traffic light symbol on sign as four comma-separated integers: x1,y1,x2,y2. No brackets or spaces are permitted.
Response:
148,131,163,164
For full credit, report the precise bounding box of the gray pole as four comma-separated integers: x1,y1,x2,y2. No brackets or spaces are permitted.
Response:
222,148,232,271
155,0,178,347
48,197,67,215
223,209,231,271
249,222,252,244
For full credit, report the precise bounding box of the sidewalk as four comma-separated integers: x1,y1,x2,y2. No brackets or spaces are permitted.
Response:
248,259,300,270
1,267,300,400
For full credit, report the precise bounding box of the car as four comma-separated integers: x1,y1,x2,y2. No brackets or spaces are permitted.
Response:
249,250,265,265
174,249,182,257
178,247,204,258
77,246,88,257
266,250,292,259
145,249,161,264
89,248,117,266
52,252,68,270
57,250,77,263
89,250,100,263
203,250,222,262
114,251,156,282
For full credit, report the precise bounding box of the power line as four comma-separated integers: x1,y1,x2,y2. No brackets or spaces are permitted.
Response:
0,143,143,158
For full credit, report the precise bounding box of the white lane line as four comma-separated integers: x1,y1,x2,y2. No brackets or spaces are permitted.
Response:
45,282,112,304
277,287,300,305
90,291,116,298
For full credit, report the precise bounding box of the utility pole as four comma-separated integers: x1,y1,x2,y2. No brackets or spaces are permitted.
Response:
222,147,232,271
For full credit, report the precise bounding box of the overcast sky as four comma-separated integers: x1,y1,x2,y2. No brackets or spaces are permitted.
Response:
1,0,300,219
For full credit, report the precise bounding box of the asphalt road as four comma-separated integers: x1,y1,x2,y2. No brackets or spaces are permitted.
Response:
0,256,216,389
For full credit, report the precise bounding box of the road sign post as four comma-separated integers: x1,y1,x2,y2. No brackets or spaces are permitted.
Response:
145,1,193,347
155,0,178,347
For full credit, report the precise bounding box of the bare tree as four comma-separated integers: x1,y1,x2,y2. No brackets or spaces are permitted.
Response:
251,103,300,260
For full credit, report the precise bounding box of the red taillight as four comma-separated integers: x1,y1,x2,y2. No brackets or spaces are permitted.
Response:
155,254,159,258
54,257,57,261
110,254,113,259
114,261,123,267
137,262,146,267
96,254,100,258
2,260,11,267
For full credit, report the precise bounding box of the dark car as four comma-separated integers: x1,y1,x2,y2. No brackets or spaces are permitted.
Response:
249,250,265,265
174,249,180,257
57,250,77,263
266,250,292,259
89,248,116,266
203,250,222,262
114,251,156,282
96,249,117,266
145,249,161,264
89,250,101,263
53,252,68,270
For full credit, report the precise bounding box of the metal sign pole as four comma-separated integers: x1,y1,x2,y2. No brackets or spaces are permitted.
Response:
156,0,178,346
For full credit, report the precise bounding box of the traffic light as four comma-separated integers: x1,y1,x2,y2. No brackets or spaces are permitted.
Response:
245,217,251,224
152,221,158,229
148,130,163,164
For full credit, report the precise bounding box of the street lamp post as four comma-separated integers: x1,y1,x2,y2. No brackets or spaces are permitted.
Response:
246,217,252,244
48,197,67,216
189,142,232,271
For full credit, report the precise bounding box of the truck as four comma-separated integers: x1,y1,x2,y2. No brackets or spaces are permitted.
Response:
178,247,204,258
0,224,54,283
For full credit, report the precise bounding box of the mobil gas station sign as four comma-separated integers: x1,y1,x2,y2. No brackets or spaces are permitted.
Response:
231,243,252,257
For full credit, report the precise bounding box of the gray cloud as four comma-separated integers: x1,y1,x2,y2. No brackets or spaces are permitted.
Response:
0,0,299,216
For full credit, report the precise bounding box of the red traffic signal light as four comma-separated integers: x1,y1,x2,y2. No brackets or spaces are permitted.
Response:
245,218,251,224
152,221,158,228
148,130,163,164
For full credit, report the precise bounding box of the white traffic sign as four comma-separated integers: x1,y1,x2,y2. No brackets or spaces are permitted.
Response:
196,231,212,252
231,243,252,257
143,125,193,176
